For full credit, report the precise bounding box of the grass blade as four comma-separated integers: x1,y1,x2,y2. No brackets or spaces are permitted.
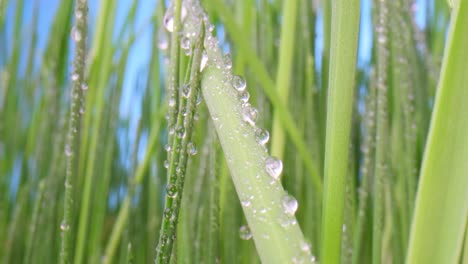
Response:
320,0,360,263
406,1,468,263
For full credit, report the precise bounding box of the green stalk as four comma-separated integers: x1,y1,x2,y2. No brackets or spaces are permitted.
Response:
155,21,205,263
270,0,297,160
352,72,377,264
320,0,360,263
463,225,468,264
166,0,182,154
74,1,116,262
372,1,390,263
24,181,45,264
60,0,88,262
201,35,314,264
406,1,468,263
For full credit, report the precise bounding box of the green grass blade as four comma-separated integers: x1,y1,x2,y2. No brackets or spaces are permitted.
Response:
201,40,314,263
270,0,297,159
320,0,360,263
406,1,468,263
60,0,88,262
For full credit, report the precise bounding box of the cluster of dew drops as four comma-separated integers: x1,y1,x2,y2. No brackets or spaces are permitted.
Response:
159,2,315,262
61,6,90,235
64,9,89,158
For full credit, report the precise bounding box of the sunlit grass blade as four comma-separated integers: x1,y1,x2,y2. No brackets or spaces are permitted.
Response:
320,0,360,263
406,1,468,263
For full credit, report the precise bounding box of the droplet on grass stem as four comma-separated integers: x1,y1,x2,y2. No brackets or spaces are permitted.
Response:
265,156,283,180
70,26,82,42
282,194,298,216
60,220,70,231
200,51,208,72
255,128,270,146
187,141,197,155
232,75,246,92
239,225,252,240
241,103,257,126
157,27,169,50
166,184,178,198
163,3,188,32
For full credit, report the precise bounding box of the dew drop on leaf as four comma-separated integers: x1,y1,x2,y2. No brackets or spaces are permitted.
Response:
265,156,282,180
80,83,88,91
282,194,298,216
200,51,208,72
255,128,270,146
60,220,70,231
157,27,169,50
181,84,190,98
232,75,246,92
180,36,191,50
239,225,252,240
241,103,257,126
64,144,72,156
166,184,178,198
71,72,79,82
70,26,82,42
187,141,197,155
239,91,250,103
163,10,174,32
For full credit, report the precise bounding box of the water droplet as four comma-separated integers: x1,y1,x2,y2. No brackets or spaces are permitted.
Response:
300,240,311,253
255,128,269,145
181,36,191,50
163,4,187,32
241,199,251,207
165,144,172,152
164,160,169,169
232,75,246,92
71,73,79,81
200,51,208,72
196,92,202,105
207,23,215,32
75,9,83,19
239,91,250,103
163,10,174,32
187,141,197,155
377,34,387,44
166,184,178,198
181,84,190,98
157,27,169,50
79,107,85,114
169,97,176,107
223,53,232,69
176,126,185,138
81,83,88,90
265,156,282,180
164,208,175,221
241,103,257,126
60,220,70,231
70,26,82,42
282,194,298,216
239,225,252,240
64,144,72,156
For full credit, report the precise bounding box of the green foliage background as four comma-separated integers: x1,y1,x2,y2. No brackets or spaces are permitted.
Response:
0,0,466,263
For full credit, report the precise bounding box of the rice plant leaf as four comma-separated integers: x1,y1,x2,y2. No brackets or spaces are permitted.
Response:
406,1,468,263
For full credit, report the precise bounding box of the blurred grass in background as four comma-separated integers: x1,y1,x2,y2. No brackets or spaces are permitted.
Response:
0,0,466,263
